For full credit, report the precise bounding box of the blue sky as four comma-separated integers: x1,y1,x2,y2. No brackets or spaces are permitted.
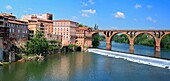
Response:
0,0,170,30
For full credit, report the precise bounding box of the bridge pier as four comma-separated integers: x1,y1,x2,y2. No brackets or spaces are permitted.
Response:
106,43,111,50
154,51,160,58
154,46,160,57
129,38,134,54
129,44,134,54
155,46,160,52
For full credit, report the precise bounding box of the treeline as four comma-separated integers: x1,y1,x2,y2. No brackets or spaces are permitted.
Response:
161,34,170,49
99,34,170,49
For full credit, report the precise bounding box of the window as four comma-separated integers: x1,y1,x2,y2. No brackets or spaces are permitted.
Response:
12,29,14,32
18,29,20,33
22,34,25,38
23,30,25,33
9,28,11,32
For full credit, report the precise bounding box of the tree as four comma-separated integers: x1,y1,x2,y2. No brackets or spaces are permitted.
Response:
68,44,78,51
100,35,105,41
112,34,129,44
25,31,49,55
48,40,61,51
78,24,83,27
94,24,98,30
92,34,100,48
161,34,170,49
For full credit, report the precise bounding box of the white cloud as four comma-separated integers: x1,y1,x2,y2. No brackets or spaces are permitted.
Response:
114,11,125,19
147,5,153,9
82,9,96,14
135,4,142,9
6,5,13,10
81,13,89,17
72,16,78,19
81,1,88,6
146,16,156,23
89,0,95,5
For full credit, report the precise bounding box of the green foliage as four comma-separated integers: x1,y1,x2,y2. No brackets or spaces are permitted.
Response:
68,44,78,51
92,33,100,48
100,35,105,41
48,44,58,51
25,31,48,55
48,40,61,51
112,34,129,44
110,33,170,49
134,34,155,47
161,34,170,49
78,24,83,27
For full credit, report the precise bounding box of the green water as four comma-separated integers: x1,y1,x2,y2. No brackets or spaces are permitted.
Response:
0,52,170,81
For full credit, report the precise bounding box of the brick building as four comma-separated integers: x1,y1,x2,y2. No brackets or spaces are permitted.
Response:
22,13,53,38
53,20,78,46
0,13,28,61
76,26,92,50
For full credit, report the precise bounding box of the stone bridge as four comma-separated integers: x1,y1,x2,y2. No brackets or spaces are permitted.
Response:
91,30,170,56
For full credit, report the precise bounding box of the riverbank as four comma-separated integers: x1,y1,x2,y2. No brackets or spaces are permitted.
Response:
87,48,170,69
0,62,11,66
0,54,44,66
17,54,44,62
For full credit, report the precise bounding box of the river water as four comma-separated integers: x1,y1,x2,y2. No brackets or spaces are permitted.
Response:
0,52,170,81
98,41,170,59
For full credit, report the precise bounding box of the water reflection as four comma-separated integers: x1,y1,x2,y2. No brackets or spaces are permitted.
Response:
0,52,170,81
99,41,170,59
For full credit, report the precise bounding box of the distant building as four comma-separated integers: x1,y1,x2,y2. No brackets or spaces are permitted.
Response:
0,13,29,61
0,13,28,40
53,20,78,46
22,13,53,38
76,26,92,50
22,13,53,20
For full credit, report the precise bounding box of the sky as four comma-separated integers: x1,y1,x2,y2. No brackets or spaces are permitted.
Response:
0,0,170,30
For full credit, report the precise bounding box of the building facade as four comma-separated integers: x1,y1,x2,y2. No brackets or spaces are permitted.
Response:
0,13,28,41
53,20,78,46
0,15,9,61
22,13,53,38
76,26,92,50
0,13,28,61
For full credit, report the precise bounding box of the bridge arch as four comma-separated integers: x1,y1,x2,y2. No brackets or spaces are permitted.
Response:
91,32,106,37
110,32,130,44
160,32,170,42
91,32,106,48
160,32,170,49
133,32,157,43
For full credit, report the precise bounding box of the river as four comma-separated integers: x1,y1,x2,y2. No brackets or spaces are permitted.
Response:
0,52,170,81
98,41,170,59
